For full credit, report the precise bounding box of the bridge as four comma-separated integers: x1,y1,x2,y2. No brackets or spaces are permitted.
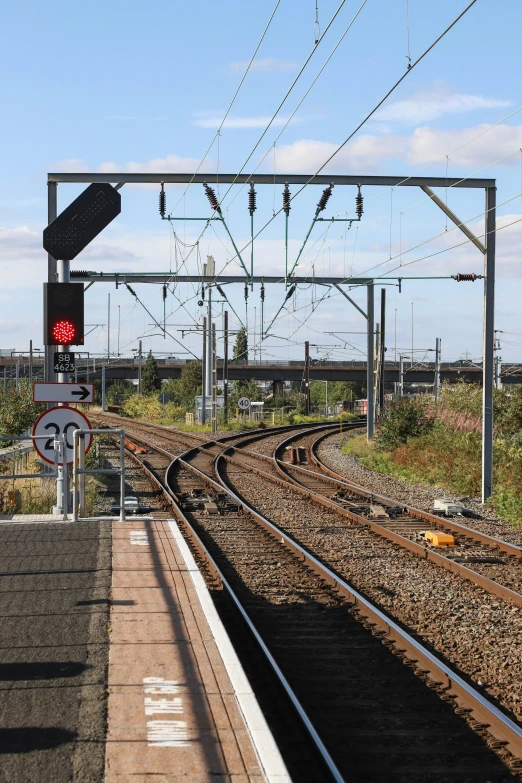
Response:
2,356,519,385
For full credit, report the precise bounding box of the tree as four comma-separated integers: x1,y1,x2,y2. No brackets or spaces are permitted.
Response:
0,380,45,437
229,378,262,407
233,326,248,361
141,351,161,394
163,361,202,409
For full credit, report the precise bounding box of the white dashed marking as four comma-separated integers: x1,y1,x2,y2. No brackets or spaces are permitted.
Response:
130,530,149,546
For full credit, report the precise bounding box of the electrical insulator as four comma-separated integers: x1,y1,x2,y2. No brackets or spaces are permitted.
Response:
126,284,137,297
201,285,205,300
248,183,257,215
453,273,478,282
159,184,166,218
162,285,167,300
285,284,296,301
260,283,265,302
283,183,291,215
244,283,249,300
317,184,333,212
204,183,222,214
355,185,363,219
217,285,227,299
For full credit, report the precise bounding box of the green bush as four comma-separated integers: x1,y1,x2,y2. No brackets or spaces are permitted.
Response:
376,398,435,451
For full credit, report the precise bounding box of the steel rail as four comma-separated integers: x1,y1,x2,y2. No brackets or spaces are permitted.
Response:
262,432,522,607
121,436,347,783
210,451,522,760
120,421,522,767
308,429,522,558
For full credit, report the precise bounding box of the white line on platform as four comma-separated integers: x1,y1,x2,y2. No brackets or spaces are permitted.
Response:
168,519,292,783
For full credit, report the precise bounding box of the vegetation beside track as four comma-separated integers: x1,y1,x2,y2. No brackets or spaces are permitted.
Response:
343,383,522,525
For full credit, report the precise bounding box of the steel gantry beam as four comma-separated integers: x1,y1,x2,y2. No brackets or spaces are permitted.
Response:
48,172,495,188
47,171,497,501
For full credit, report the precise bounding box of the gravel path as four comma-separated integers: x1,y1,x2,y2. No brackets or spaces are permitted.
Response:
318,430,522,546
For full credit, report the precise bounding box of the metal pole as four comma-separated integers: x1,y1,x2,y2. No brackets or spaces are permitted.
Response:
326,380,328,417
107,293,110,359
495,355,502,390
102,363,106,412
206,287,212,397
374,324,380,418
211,323,217,434
15,362,19,392
367,282,375,439
79,434,86,517
46,181,57,383
304,341,310,415
120,431,126,521
138,340,142,394
223,310,229,424
29,340,33,384
399,356,404,397
482,186,496,503
434,338,441,403
201,317,207,425
3,367,6,394
118,305,121,356
54,245,70,515
379,289,386,415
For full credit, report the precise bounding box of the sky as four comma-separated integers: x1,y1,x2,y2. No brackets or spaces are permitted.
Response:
1,0,522,366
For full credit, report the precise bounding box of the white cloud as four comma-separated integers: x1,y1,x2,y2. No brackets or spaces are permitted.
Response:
271,122,522,173
98,153,210,173
407,124,522,167
193,113,296,129
228,57,297,72
375,83,510,125
273,135,406,173
47,158,89,173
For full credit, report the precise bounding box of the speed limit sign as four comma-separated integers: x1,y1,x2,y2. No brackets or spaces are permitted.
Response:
32,407,93,465
237,396,251,411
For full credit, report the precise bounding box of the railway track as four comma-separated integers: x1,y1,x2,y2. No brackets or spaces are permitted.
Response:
98,415,522,781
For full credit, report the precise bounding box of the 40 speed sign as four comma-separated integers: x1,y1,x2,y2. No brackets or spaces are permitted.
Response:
237,396,251,411
32,406,93,465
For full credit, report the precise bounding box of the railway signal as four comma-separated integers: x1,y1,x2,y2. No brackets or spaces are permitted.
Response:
43,183,121,261
44,283,84,346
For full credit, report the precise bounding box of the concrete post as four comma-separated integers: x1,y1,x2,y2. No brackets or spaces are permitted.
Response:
399,356,404,397
367,282,375,438
482,186,496,503
379,288,386,415
304,341,310,415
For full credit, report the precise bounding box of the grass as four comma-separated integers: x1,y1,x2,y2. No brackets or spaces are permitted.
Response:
342,429,522,527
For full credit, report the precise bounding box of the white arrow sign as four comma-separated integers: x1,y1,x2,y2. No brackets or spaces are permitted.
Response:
33,382,94,404
32,407,93,465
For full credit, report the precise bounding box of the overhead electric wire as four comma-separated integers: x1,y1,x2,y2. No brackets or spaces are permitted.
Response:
170,0,282,214
216,0,479,272
225,0,369,210
218,0,350,206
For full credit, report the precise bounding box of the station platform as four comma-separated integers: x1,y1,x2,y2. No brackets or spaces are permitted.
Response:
0,513,289,782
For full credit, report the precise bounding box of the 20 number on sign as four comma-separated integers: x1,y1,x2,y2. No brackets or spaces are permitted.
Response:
32,407,92,465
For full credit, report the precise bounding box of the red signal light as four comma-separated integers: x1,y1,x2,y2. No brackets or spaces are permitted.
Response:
52,319,76,344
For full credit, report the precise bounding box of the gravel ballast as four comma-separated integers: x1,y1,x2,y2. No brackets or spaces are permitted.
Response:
318,430,522,546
